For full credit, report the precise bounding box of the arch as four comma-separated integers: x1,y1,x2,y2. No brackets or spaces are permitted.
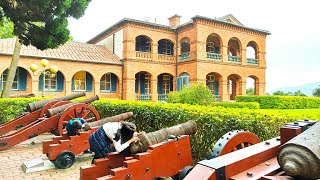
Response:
177,72,190,91
206,34,222,54
246,75,260,95
180,37,190,54
0,66,31,92
135,35,152,52
206,72,223,101
227,74,242,101
72,71,94,92
158,39,174,55
135,71,152,101
157,73,174,95
100,72,118,93
38,70,65,92
228,37,242,56
247,41,259,63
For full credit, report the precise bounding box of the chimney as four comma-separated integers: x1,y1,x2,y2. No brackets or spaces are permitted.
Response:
168,14,181,28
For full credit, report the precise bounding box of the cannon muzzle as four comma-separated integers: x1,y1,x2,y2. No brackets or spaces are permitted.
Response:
46,95,99,117
26,92,86,112
130,120,197,153
87,112,133,127
277,122,320,179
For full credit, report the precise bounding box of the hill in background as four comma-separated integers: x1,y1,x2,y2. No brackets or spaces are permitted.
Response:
268,82,320,96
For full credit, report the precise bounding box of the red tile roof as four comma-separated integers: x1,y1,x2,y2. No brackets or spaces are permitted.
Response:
0,38,121,65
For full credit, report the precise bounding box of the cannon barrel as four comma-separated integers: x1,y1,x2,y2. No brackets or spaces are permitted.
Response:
87,112,134,127
277,122,320,179
130,120,197,153
10,93,35,98
26,92,86,112
46,95,99,117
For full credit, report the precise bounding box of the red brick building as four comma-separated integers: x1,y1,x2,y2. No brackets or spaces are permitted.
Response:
0,14,270,101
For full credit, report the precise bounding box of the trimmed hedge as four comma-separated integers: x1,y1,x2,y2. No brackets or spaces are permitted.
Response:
211,102,260,109
236,95,320,109
92,99,320,162
0,97,44,123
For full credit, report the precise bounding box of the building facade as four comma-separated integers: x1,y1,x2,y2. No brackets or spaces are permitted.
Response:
0,14,270,101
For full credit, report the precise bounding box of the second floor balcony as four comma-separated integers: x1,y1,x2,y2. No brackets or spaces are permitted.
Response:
180,52,190,61
207,52,222,61
228,56,241,63
247,58,258,65
136,51,152,60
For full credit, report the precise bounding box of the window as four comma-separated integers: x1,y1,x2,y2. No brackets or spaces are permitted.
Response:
162,75,171,94
181,38,190,54
145,73,151,94
206,74,215,94
44,70,57,91
100,73,111,92
206,42,215,53
1,69,19,90
136,36,151,52
158,40,173,55
177,72,190,91
74,71,86,91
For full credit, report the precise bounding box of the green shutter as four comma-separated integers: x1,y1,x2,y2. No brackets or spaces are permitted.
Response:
176,77,182,91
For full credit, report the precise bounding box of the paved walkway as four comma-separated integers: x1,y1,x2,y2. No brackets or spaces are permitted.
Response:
0,133,93,180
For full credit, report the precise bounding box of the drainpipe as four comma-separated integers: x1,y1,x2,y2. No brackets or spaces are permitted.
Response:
121,59,124,100
174,29,178,89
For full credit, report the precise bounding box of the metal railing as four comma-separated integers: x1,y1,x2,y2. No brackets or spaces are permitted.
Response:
158,94,168,101
136,94,151,101
180,52,190,61
207,52,222,60
213,95,221,101
247,58,258,65
228,56,241,63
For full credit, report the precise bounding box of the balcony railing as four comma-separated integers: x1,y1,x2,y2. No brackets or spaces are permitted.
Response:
180,52,190,61
247,58,258,65
136,51,152,60
136,94,151,101
207,52,222,61
158,54,175,61
228,56,241,63
158,94,168,101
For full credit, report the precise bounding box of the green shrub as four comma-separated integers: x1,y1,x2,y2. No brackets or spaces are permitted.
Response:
168,83,214,106
92,99,320,162
211,102,260,109
0,97,44,123
236,95,320,109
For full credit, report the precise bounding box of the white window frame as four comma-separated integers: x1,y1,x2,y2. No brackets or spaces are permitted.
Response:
100,73,111,92
162,75,170,94
207,74,215,94
144,73,151,94
44,70,57,91
1,68,19,90
74,72,86,91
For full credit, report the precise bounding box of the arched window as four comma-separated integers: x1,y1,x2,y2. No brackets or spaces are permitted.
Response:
1,69,19,90
158,39,174,55
100,73,111,92
177,72,190,91
180,38,190,54
73,71,86,91
136,36,151,52
206,74,215,94
44,70,57,91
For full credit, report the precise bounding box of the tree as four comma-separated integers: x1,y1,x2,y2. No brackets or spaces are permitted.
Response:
313,87,320,97
246,88,254,95
272,90,288,96
0,0,91,97
293,90,306,96
0,17,14,39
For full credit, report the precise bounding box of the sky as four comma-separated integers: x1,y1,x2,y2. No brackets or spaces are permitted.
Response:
68,0,320,92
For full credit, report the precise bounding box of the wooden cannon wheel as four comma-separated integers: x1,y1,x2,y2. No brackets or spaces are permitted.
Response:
56,103,100,135
208,130,261,159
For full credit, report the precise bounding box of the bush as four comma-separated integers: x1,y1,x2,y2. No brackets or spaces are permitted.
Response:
236,95,320,109
168,83,214,106
0,97,44,123
92,99,320,162
211,102,260,109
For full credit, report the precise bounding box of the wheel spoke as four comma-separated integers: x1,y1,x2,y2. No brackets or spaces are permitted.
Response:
68,114,74,119
74,108,78,118
81,110,91,119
